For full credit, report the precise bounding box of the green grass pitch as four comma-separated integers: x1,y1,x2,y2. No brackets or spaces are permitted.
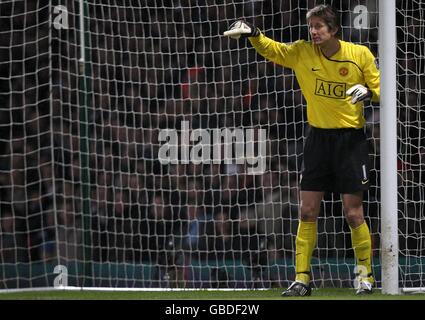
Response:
0,288,424,300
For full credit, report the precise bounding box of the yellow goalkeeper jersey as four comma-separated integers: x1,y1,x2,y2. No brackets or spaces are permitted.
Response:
249,34,380,129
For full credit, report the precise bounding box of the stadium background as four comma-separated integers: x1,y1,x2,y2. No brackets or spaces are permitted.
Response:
0,0,423,290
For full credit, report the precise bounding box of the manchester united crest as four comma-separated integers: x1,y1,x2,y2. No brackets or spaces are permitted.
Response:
339,67,349,76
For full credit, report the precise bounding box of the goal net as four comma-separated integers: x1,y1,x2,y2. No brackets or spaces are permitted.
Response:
0,0,423,291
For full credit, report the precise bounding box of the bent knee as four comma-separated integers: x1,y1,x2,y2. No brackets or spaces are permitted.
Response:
300,204,320,222
344,207,365,227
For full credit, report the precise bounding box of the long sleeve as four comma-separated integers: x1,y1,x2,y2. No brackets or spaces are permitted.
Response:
361,46,380,102
248,33,301,69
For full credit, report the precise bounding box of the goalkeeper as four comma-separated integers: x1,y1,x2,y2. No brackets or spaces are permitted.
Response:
224,4,380,296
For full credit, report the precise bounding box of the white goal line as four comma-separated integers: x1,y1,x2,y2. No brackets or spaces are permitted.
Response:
1,286,425,294
0,286,270,293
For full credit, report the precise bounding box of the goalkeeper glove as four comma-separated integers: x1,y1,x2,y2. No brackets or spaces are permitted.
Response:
223,20,260,39
346,84,372,104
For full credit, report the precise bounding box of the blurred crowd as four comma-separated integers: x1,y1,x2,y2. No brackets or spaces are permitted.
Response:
0,0,424,286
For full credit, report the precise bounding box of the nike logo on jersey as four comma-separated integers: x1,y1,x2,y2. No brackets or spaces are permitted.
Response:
361,179,369,185
311,68,320,71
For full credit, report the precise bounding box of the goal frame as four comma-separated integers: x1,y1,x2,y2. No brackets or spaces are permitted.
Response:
69,0,406,294
378,0,399,295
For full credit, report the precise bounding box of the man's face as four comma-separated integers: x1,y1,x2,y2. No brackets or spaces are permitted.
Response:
308,16,337,45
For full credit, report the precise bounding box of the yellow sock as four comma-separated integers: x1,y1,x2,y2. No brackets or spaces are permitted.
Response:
350,221,373,282
294,220,317,284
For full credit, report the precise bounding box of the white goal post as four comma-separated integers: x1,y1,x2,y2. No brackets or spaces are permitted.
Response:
0,0,424,293
378,0,399,295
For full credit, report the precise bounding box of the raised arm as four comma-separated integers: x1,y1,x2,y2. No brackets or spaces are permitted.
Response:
223,20,300,69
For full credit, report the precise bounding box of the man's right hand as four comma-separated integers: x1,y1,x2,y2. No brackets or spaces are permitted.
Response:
223,20,260,39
